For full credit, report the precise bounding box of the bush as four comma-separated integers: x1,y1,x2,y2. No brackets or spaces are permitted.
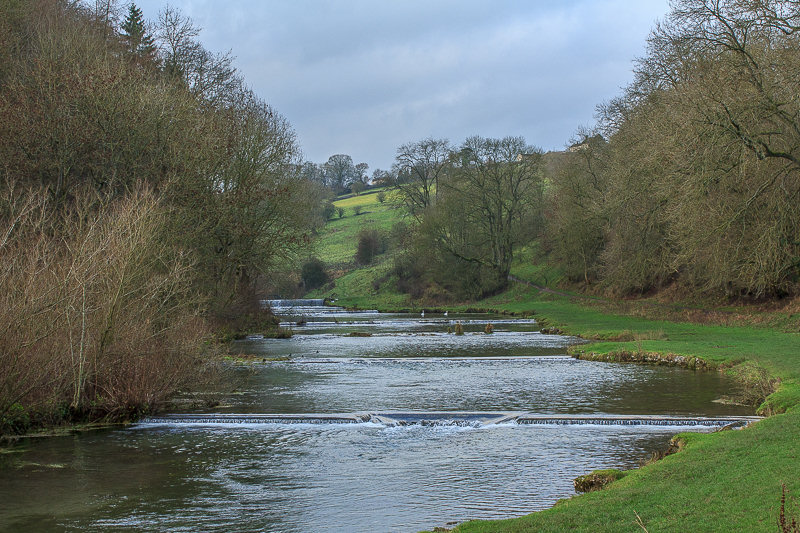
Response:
352,205,362,216
377,191,386,203
393,251,426,298
301,257,329,290
337,207,345,218
355,228,386,265
0,403,31,435
322,201,336,220
0,185,209,431
390,221,410,249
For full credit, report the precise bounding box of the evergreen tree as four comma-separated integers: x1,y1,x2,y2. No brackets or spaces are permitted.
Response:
121,3,155,59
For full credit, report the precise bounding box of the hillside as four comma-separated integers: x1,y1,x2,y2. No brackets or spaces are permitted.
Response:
307,188,417,309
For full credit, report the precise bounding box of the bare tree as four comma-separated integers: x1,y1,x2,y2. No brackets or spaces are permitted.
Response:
394,138,451,220
155,6,240,107
433,136,543,286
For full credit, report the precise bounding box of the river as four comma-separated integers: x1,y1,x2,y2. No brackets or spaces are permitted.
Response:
0,300,755,532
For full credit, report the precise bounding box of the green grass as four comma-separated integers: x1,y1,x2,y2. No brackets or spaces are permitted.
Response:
313,191,402,267
309,257,414,309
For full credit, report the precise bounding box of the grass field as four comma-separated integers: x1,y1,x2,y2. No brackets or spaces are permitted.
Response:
312,189,403,267
308,190,800,532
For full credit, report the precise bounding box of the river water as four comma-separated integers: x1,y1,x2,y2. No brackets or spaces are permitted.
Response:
0,301,754,532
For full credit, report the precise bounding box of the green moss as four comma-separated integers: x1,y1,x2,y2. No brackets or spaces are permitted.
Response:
573,469,627,493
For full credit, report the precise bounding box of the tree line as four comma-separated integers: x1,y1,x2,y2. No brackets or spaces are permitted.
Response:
388,0,800,302
0,0,317,431
545,0,800,298
387,136,544,300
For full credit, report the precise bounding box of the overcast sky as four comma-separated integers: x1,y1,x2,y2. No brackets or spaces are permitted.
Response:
135,0,671,171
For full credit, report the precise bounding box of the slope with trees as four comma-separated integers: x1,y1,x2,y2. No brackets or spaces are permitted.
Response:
0,0,316,433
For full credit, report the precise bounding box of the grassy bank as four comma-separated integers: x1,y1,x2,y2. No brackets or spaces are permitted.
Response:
445,284,800,532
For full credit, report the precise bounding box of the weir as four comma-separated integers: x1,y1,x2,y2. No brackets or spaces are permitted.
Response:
262,298,379,318
140,412,761,429
264,298,327,308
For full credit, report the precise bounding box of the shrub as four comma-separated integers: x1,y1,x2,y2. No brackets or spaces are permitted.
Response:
322,201,336,220
337,207,345,218
353,205,362,216
301,257,328,290
390,221,410,249
727,362,780,408
393,255,424,298
355,228,386,265
0,184,209,431
377,191,386,203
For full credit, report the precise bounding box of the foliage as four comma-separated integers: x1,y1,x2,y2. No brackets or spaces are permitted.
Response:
727,361,781,408
301,257,329,290
539,0,800,298
542,135,608,285
0,0,316,430
120,3,155,59
355,228,386,265
322,201,336,220
0,184,209,427
399,136,544,299
322,154,355,194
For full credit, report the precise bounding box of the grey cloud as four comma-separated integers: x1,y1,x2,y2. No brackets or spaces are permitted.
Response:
136,0,669,169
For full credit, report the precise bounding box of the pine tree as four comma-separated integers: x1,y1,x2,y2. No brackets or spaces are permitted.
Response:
121,3,155,59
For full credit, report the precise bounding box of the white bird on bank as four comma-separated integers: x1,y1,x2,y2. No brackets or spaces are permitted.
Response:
421,310,425,317
444,311,448,317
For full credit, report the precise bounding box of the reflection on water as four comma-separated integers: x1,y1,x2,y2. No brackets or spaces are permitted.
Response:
217,356,750,416
0,301,755,533
0,424,702,532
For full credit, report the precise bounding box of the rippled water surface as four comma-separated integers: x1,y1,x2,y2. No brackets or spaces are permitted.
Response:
0,301,754,532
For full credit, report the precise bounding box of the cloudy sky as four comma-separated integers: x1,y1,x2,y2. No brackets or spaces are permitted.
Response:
135,0,671,171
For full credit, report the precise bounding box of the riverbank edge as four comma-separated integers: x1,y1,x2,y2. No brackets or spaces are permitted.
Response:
452,305,796,531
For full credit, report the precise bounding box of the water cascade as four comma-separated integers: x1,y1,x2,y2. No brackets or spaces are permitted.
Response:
263,298,379,318
140,412,760,429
